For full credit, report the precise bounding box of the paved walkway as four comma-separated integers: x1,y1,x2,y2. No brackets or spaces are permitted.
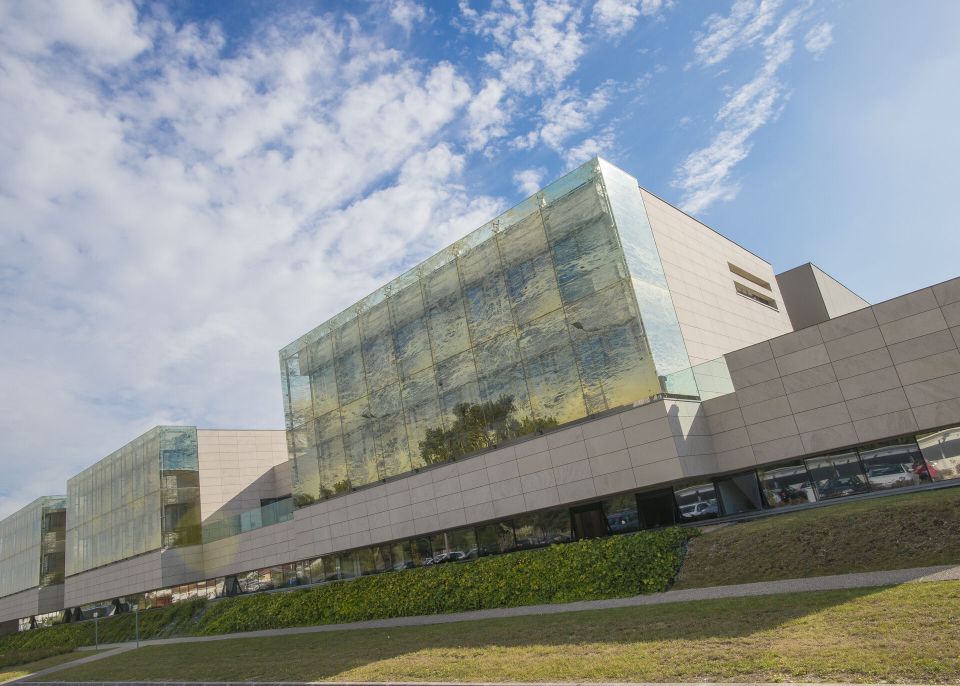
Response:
11,682,951,686
14,563,960,684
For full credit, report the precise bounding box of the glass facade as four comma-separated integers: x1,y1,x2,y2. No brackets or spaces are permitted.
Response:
66,426,200,576
916,426,960,481
0,496,66,598
202,497,294,543
598,159,695,395
280,159,681,507
13,426,956,627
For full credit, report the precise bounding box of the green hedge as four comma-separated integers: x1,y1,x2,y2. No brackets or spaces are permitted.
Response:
0,527,696,653
0,599,206,653
200,527,696,634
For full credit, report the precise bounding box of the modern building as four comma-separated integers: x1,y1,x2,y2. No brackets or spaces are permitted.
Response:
0,497,66,632
62,426,289,611
1,157,959,631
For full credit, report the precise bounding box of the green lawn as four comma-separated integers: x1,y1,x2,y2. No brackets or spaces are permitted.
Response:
35,580,960,683
674,486,960,589
0,650,102,682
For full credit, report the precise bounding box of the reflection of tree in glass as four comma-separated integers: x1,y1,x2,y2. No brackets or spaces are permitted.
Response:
293,492,316,507
419,395,558,465
318,479,352,499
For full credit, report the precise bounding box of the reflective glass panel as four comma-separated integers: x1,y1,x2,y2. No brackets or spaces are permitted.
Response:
423,260,470,362
316,411,350,498
758,461,817,508
402,367,443,467
307,336,339,417
429,528,477,563
289,425,320,506
602,493,640,534
518,309,586,423
675,482,719,521
334,320,367,406
460,236,514,344
859,438,927,490
475,522,516,556
499,212,562,326
360,300,399,394
512,509,571,549
916,426,960,481
635,488,677,529
715,471,763,515
806,451,869,499
391,282,433,380
542,179,625,304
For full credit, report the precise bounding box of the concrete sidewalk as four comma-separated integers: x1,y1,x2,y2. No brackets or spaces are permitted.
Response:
14,563,960,684
13,681,951,686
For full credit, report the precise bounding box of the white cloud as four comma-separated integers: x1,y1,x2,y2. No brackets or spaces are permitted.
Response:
387,0,427,32
538,83,614,150
513,167,547,195
0,0,149,66
675,4,803,213
804,21,833,58
465,78,510,151
459,0,586,150
592,0,671,38
0,2,503,517
511,82,614,153
691,0,783,68
564,129,615,168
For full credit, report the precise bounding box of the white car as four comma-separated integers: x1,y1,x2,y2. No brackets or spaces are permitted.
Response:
679,501,718,519
866,463,920,489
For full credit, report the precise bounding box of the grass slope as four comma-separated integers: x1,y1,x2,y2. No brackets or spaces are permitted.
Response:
0,528,692,653
36,581,960,684
0,650,100,682
674,486,960,589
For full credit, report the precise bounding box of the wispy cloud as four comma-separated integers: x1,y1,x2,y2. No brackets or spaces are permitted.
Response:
592,0,672,38
460,0,587,152
691,0,783,68
510,82,614,155
804,21,833,58
675,2,815,213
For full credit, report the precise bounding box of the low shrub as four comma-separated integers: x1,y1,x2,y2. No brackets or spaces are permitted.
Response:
197,527,696,635
0,599,207,654
0,527,696,651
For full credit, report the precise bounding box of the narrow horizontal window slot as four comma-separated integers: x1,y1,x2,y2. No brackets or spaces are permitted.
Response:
728,263,772,291
735,281,779,310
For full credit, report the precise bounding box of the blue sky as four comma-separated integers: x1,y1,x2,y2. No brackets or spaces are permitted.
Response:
0,0,958,517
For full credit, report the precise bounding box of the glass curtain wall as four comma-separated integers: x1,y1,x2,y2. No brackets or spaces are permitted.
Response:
0,496,65,598
281,161,663,507
67,427,201,576
598,159,696,396
39,498,66,588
